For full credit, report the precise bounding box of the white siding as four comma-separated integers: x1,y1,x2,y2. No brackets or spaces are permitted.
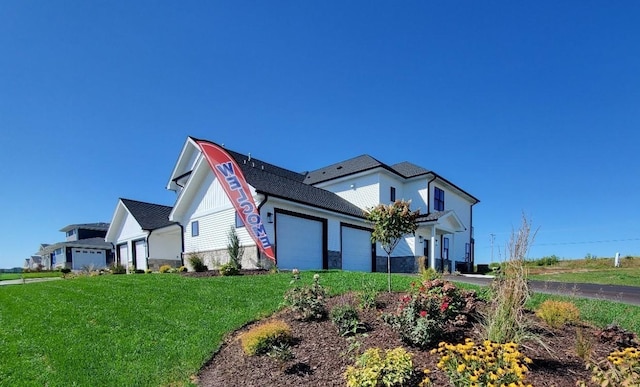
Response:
404,179,429,214
320,173,381,210
432,182,473,263
378,173,404,204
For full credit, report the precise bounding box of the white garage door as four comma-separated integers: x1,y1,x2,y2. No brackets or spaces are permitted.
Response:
341,226,373,272
72,249,106,270
118,244,129,266
134,240,147,270
276,212,323,270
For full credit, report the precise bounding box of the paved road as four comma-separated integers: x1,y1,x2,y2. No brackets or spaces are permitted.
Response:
0,277,62,286
444,275,640,306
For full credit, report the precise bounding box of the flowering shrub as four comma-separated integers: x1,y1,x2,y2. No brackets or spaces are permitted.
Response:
433,339,533,387
159,264,172,273
579,347,640,387
219,262,240,276
535,300,580,329
283,273,327,321
344,347,414,387
239,320,293,356
382,279,477,347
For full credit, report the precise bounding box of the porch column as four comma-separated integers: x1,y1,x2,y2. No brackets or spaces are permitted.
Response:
430,225,436,270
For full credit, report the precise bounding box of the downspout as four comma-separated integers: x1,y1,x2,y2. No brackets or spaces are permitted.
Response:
145,230,151,270
256,193,269,267
178,224,185,266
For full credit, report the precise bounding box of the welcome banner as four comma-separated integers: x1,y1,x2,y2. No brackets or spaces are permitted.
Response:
196,140,276,262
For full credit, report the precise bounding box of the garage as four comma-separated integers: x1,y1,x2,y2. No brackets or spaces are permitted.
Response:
72,249,106,270
134,240,147,270
275,211,325,270
341,225,373,272
117,243,129,266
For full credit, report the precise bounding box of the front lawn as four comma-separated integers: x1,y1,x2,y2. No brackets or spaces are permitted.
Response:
0,271,61,281
0,271,414,386
1,271,638,386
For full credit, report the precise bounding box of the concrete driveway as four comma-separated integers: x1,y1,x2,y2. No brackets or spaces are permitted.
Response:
444,274,640,306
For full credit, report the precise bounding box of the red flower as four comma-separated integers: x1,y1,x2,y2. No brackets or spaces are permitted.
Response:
440,302,449,312
420,310,427,318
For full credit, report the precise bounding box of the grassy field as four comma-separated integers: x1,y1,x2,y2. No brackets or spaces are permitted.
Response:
0,272,62,281
1,271,639,386
528,257,640,286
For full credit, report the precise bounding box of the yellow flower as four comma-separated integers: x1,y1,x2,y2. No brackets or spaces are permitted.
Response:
457,363,466,372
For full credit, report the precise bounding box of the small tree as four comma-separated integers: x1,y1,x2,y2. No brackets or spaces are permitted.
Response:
227,225,244,270
366,200,419,292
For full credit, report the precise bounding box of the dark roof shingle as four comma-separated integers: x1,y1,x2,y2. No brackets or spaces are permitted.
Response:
121,199,176,230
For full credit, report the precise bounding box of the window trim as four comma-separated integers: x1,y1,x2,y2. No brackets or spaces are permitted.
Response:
443,237,449,260
191,220,199,237
434,187,445,211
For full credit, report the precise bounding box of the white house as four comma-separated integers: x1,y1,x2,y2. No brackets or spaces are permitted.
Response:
166,137,479,273
105,198,182,271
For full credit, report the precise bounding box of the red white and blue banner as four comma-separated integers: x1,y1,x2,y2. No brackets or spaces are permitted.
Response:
196,140,276,262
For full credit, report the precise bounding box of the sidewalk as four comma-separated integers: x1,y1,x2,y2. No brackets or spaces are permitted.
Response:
0,277,62,286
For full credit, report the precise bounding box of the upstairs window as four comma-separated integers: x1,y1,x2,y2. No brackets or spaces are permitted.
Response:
191,221,199,237
390,186,396,202
434,187,445,211
66,229,75,237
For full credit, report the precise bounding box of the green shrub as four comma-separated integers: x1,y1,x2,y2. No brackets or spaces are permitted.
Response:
382,279,477,347
330,304,366,336
358,283,378,310
344,347,414,387
159,265,172,273
535,300,580,329
60,268,71,277
177,266,187,272
227,226,244,270
239,320,293,356
219,262,240,276
434,339,533,387
109,264,126,274
145,269,153,274
187,253,208,272
283,273,327,321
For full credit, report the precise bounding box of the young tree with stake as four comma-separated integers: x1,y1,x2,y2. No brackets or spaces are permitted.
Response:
366,200,419,292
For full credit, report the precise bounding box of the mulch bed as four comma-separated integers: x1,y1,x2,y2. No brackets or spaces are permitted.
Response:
193,283,639,387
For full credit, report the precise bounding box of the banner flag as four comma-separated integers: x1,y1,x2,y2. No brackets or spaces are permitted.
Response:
195,140,276,262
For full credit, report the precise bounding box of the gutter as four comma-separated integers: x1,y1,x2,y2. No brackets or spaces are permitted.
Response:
426,174,437,214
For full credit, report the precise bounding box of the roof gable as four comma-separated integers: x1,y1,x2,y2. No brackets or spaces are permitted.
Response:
304,155,386,185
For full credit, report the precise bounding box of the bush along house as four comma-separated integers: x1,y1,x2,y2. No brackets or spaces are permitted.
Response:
166,137,479,273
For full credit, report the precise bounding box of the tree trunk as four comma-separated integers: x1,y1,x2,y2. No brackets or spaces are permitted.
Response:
387,253,391,293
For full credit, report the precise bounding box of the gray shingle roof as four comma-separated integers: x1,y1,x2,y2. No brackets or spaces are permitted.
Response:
222,149,365,218
304,155,386,185
60,223,110,232
120,198,176,231
390,162,431,178
48,237,113,250
416,210,451,222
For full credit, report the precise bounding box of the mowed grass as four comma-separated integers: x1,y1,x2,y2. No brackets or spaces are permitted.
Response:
528,257,640,287
0,271,415,386
0,272,61,281
2,270,639,386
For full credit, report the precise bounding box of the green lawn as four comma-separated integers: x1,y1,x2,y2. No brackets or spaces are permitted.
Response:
0,272,61,281
1,271,638,386
529,268,640,287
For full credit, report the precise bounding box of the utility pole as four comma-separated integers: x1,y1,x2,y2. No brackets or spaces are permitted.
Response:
490,233,495,264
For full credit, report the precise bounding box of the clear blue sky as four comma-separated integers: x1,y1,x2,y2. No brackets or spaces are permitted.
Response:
1,1,639,269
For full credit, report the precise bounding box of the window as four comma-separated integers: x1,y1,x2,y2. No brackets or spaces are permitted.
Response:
191,221,199,237
235,212,245,228
465,243,471,262
390,186,396,202
66,229,75,237
434,187,445,211
443,237,449,260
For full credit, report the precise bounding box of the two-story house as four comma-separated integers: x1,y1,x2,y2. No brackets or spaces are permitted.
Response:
35,223,114,270
167,137,479,273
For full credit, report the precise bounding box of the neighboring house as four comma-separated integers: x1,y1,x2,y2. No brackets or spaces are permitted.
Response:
38,223,114,270
23,256,42,270
105,198,182,271
167,137,479,273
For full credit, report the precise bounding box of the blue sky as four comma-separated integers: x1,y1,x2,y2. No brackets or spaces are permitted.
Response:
1,1,639,269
